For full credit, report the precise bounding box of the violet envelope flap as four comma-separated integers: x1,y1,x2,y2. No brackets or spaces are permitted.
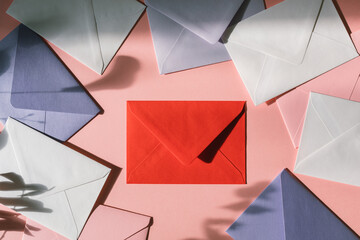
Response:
127,101,245,170
225,0,359,105
145,0,245,44
0,25,100,141
146,6,230,75
295,93,360,186
0,118,111,240
7,0,145,75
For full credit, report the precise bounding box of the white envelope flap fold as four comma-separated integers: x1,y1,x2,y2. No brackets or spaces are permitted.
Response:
296,93,360,169
145,0,244,44
7,0,104,74
92,0,145,73
5,118,111,198
313,0,355,49
295,123,360,187
65,176,109,237
228,0,323,65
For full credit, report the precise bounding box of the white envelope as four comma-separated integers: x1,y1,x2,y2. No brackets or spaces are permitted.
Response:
0,118,111,240
224,0,359,105
295,93,360,187
7,0,145,75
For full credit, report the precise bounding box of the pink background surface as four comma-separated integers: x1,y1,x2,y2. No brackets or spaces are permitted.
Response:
1,0,360,239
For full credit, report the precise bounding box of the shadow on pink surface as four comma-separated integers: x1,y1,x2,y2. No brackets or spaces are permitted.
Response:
183,181,271,240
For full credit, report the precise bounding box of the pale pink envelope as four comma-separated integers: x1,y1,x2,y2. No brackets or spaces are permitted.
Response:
277,56,360,148
79,205,152,240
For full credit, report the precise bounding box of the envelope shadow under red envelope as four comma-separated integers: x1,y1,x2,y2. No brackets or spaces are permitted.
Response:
127,101,246,184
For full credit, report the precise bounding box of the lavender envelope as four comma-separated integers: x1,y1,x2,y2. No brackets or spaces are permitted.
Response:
146,0,265,74
227,169,359,240
0,25,100,141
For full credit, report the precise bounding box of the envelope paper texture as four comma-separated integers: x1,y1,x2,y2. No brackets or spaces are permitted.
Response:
146,0,265,74
295,93,360,187
0,118,111,240
224,0,359,105
0,25,100,141
127,101,246,184
79,205,152,240
226,169,359,240
7,0,145,74
277,57,360,148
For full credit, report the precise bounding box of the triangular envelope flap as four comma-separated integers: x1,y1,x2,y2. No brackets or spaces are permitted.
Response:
313,0,357,49
145,0,244,44
66,177,109,238
128,101,244,165
228,0,323,65
281,170,359,239
92,0,145,73
6,118,110,197
147,7,230,74
10,25,100,115
7,0,104,74
81,205,151,239
226,171,286,240
295,123,360,187
44,111,98,142
297,93,360,167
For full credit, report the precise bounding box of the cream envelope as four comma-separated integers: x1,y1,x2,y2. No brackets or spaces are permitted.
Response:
295,93,360,187
79,205,152,240
224,0,359,105
0,118,111,240
7,0,145,74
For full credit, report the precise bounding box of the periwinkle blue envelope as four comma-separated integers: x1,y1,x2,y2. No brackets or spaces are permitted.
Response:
146,0,265,74
0,25,100,141
227,169,359,240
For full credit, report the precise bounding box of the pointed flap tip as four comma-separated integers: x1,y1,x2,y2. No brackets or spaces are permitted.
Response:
229,0,324,65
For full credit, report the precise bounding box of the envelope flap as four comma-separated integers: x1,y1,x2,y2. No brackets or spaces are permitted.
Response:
91,0,145,73
297,93,360,167
145,0,245,44
6,118,110,197
79,205,151,240
128,101,245,165
227,170,286,240
228,0,323,65
7,0,105,74
9,25,100,115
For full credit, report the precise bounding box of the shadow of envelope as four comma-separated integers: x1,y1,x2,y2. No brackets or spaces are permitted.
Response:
146,0,265,74
295,93,360,187
79,205,152,240
7,0,145,75
225,0,359,106
0,118,111,240
277,57,360,148
0,25,101,141
127,101,246,184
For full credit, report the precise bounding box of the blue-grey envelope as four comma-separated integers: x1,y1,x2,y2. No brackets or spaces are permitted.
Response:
0,25,100,141
146,0,265,74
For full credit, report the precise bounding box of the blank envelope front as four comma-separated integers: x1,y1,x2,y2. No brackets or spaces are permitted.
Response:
225,0,358,105
127,101,246,184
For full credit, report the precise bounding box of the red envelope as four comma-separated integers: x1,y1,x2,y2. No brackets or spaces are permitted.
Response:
127,101,246,184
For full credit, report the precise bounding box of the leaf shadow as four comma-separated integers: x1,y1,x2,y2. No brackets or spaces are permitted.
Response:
0,172,53,239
